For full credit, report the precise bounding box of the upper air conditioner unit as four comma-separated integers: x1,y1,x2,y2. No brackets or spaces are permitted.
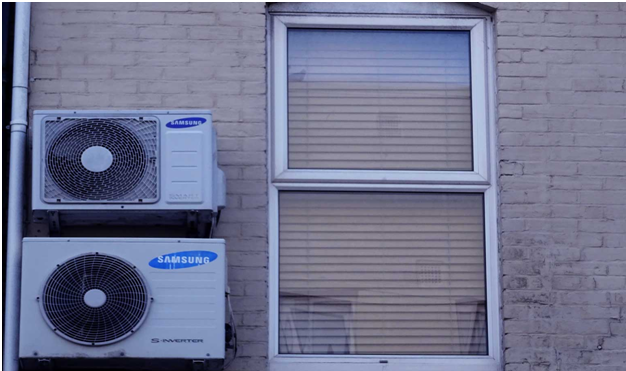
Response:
31,110,226,229
20,238,232,371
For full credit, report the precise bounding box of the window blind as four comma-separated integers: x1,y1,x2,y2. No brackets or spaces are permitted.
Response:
278,192,487,355
287,29,473,171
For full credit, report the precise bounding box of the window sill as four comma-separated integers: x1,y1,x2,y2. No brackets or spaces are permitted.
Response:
269,356,500,371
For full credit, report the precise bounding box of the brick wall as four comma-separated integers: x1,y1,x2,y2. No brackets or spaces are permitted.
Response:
25,2,626,371
28,3,268,370
493,2,626,371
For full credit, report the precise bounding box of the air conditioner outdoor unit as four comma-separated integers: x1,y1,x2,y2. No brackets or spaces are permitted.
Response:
19,238,228,371
31,110,226,229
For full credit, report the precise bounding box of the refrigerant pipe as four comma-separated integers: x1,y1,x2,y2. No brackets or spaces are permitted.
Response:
4,3,31,371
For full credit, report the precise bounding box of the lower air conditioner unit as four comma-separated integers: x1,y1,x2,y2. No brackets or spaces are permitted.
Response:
20,238,228,371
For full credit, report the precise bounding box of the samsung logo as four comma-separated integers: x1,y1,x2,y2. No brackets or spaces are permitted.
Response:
165,117,206,129
149,250,218,270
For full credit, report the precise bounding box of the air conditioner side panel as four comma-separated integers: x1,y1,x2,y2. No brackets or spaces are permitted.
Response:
31,112,44,213
163,130,205,204
19,238,226,360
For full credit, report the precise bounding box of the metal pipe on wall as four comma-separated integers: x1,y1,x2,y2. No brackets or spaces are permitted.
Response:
4,3,31,371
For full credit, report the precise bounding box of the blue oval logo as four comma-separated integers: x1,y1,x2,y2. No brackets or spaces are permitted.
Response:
149,250,218,270
165,117,207,129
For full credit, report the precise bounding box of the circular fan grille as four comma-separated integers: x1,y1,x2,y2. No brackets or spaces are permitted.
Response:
40,253,151,346
44,117,158,202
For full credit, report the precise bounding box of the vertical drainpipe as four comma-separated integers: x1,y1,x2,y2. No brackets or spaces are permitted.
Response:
3,3,31,371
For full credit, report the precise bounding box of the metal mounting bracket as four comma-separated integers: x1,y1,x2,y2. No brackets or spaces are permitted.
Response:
47,211,61,237
37,358,53,371
192,360,206,371
187,210,209,238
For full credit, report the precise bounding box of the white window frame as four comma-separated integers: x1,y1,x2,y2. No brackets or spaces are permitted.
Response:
268,14,500,371
271,15,490,185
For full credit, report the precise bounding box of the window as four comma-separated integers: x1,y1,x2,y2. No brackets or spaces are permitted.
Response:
287,29,473,171
269,14,498,371
279,192,487,356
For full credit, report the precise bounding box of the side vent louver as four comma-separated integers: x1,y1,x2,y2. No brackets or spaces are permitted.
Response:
44,117,158,203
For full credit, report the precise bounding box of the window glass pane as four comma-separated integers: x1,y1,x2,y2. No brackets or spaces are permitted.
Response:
287,29,473,171
279,192,486,355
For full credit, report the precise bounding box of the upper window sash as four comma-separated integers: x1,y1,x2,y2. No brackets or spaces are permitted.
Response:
270,16,490,185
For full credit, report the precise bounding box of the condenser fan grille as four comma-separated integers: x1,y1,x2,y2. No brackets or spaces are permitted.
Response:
41,253,151,346
44,117,158,202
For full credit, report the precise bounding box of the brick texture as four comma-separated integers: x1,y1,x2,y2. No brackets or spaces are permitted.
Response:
26,2,626,371
491,3,626,371
28,3,268,371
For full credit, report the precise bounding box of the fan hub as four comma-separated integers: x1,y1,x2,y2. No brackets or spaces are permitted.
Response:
81,146,113,172
84,289,107,308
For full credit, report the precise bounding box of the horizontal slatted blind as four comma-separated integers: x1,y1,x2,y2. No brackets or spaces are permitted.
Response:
279,192,487,355
287,29,473,171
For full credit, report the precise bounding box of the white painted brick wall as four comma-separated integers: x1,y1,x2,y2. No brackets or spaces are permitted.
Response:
26,2,626,371
28,3,268,371
491,2,626,371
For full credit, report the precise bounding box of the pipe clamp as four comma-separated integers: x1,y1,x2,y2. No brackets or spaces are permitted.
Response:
9,120,28,132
